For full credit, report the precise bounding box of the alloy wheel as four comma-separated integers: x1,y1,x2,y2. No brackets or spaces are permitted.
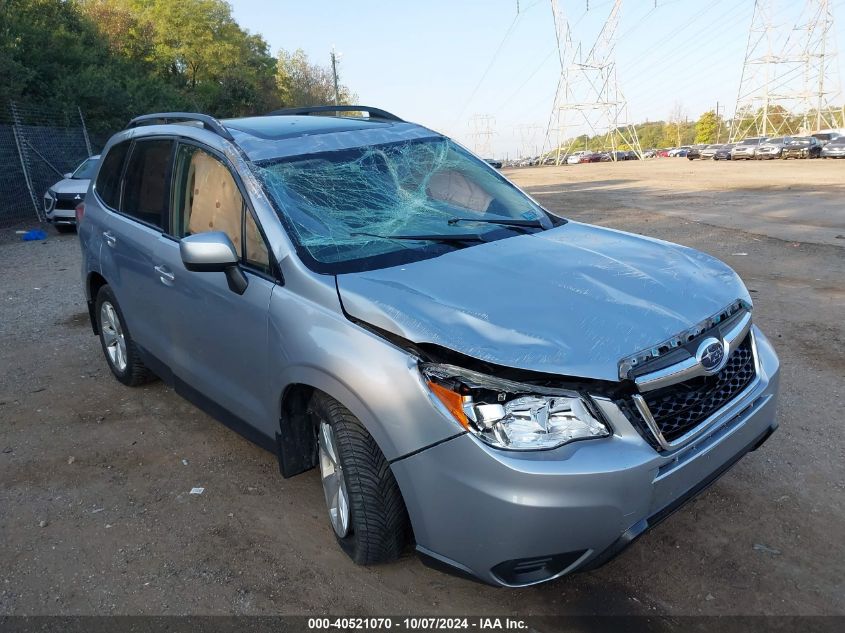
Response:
318,420,350,538
100,301,127,373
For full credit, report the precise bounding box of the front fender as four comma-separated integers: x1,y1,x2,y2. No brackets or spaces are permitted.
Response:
269,287,462,462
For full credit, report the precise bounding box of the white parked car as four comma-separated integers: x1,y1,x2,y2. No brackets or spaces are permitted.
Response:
43,155,100,233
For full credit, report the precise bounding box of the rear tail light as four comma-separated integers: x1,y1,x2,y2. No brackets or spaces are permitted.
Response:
75,202,85,224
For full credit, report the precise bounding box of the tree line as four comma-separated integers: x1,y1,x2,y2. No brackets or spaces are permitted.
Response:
0,0,356,138
561,105,845,154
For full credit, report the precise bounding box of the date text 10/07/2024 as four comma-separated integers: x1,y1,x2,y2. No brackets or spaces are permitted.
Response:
307,617,529,630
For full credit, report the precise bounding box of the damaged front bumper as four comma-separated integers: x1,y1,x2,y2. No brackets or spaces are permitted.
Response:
390,326,780,587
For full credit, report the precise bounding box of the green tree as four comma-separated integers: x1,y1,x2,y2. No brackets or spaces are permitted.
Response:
694,110,722,144
276,48,356,107
1,0,184,135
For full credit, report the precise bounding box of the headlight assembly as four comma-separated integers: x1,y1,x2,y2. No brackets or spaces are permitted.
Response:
421,363,610,451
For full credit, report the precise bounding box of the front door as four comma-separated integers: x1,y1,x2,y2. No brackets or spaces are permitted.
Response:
153,142,278,435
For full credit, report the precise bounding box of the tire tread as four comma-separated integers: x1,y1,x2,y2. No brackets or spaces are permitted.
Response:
313,393,408,564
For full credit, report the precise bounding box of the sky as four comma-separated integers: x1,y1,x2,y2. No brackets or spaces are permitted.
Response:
229,0,845,157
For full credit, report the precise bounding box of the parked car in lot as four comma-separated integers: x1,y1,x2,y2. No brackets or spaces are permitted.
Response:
567,150,600,164
43,155,100,232
811,131,841,147
821,135,845,158
484,158,503,169
599,150,627,162
699,145,723,160
713,144,735,160
78,106,780,587
686,146,701,160
668,146,691,157
731,137,768,160
781,136,821,159
755,137,789,160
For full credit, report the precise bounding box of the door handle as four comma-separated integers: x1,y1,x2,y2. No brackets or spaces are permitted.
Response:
103,231,116,248
154,265,175,284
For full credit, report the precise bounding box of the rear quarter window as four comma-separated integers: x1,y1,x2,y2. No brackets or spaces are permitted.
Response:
94,141,131,209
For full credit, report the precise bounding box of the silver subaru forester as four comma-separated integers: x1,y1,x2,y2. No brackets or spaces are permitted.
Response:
78,106,780,587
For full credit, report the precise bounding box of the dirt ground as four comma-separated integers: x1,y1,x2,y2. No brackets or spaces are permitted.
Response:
1,158,843,618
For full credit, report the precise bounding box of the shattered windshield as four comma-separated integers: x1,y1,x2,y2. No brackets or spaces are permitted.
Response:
252,137,553,273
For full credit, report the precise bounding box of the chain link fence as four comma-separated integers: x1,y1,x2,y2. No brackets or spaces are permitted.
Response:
0,101,97,227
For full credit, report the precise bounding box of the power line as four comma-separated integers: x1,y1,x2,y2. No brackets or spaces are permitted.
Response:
453,2,554,128
452,15,521,128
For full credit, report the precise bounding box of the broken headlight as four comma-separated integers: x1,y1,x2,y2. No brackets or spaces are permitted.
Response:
421,363,610,451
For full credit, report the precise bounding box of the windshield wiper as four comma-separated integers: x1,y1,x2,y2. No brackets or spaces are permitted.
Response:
352,232,485,244
447,217,544,232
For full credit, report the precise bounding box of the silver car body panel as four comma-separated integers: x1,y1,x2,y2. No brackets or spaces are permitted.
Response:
337,222,751,382
79,117,781,587
226,118,439,161
392,327,779,586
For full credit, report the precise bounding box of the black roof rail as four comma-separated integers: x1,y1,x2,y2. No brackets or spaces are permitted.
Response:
126,112,234,141
265,105,403,122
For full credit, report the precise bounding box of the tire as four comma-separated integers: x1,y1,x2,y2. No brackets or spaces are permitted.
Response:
55,224,76,234
95,284,155,386
311,392,408,564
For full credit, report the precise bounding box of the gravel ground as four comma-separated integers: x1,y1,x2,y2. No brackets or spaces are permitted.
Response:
0,159,843,618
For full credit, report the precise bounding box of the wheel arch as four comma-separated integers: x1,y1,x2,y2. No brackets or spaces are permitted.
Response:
86,271,109,334
276,366,390,476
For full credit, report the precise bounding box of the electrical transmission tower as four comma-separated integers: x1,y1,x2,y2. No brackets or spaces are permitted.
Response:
515,124,544,159
730,0,842,141
544,0,642,164
468,114,497,158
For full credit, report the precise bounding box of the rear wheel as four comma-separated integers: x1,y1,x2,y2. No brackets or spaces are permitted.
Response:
312,392,408,564
95,285,154,386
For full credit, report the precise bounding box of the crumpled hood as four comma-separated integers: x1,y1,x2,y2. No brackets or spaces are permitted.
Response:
49,178,89,195
336,222,750,382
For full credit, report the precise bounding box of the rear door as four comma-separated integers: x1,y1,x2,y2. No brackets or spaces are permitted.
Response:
97,137,175,364
152,141,278,433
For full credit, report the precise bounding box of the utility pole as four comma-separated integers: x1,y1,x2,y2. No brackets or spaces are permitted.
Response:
330,47,340,105
544,0,643,164
715,101,723,143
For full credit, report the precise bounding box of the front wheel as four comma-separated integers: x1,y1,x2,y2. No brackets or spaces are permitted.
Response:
312,392,408,564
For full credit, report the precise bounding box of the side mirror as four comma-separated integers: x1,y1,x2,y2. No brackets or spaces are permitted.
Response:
180,232,248,295
63,172,73,179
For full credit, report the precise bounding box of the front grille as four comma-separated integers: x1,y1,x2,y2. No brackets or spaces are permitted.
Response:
55,197,80,210
641,334,756,443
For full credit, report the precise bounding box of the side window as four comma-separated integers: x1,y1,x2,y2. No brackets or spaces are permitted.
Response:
121,139,173,229
94,141,130,209
173,144,271,274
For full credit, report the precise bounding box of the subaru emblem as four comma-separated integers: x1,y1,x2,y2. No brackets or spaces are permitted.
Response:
696,337,726,374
